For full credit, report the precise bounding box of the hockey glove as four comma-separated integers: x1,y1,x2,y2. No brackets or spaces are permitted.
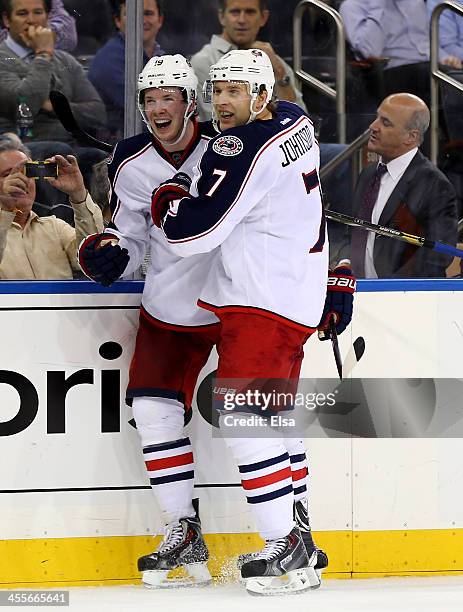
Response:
151,172,191,228
78,233,129,287
318,260,356,340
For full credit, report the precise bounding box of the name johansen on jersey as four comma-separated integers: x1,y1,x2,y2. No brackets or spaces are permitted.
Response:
279,124,313,167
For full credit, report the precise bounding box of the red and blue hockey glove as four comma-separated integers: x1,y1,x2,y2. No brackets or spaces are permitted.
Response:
318,260,356,340
151,172,191,228
78,233,129,287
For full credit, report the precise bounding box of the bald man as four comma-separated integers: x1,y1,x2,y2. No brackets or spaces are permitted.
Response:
349,93,458,278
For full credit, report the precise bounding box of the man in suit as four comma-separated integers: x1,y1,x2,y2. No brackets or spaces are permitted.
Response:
349,93,458,278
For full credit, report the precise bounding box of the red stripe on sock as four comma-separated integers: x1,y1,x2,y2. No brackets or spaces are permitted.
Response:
291,467,308,482
145,452,193,471
241,466,291,490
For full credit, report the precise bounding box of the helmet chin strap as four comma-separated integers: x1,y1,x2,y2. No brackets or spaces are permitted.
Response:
247,94,269,124
143,94,196,147
159,101,196,147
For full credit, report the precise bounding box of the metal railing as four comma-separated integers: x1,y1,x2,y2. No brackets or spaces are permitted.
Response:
430,1,463,164
293,0,346,143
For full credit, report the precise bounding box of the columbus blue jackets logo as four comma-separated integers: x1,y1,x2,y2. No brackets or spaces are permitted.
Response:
212,135,244,157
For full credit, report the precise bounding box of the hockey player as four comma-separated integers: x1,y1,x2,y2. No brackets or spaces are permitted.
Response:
78,52,335,594
78,54,219,588
151,49,355,595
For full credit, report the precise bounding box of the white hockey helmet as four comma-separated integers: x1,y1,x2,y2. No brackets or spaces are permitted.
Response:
204,49,275,130
137,54,198,144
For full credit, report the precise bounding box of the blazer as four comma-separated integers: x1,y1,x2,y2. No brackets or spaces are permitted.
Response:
350,150,458,278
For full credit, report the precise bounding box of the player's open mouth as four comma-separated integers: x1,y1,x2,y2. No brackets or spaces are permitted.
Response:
219,112,233,119
154,119,172,130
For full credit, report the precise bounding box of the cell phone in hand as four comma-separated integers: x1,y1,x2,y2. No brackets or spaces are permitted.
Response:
24,161,58,180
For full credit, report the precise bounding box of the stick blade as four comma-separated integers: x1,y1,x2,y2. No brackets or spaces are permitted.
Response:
353,336,366,361
343,336,366,378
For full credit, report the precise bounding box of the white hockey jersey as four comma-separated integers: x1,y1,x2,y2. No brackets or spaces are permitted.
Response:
161,102,329,330
105,122,219,327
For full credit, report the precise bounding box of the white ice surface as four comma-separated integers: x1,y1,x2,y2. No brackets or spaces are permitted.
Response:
4,576,463,612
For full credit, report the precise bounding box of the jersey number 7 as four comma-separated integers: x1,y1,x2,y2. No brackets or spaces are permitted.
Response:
206,169,228,197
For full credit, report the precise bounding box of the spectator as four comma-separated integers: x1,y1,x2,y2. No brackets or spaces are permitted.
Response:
62,0,114,56
88,0,164,137
427,2,463,219
0,139,104,278
0,0,106,142
428,1,463,66
348,93,457,278
190,0,305,121
0,0,77,52
339,0,462,100
0,132,77,222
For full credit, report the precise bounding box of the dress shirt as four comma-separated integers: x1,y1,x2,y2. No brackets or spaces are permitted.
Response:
4,34,32,60
340,0,446,68
0,193,104,279
190,34,306,121
428,0,463,60
364,147,418,278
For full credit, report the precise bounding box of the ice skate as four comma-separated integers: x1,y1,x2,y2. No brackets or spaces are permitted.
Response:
294,498,328,581
237,499,328,585
240,526,320,596
138,515,211,588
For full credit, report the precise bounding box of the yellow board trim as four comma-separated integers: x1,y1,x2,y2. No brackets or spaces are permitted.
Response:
1,529,462,588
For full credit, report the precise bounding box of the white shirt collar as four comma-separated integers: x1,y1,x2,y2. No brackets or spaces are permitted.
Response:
5,34,32,59
381,147,418,181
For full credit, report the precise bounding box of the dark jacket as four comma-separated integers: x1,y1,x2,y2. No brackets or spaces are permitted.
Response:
351,150,458,278
88,33,164,136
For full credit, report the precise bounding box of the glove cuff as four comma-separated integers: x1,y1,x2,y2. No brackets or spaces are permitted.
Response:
327,274,356,293
78,232,118,280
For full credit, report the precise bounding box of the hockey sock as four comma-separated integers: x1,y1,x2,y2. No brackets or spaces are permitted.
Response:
223,434,294,540
143,437,196,523
283,442,318,551
283,438,309,502
132,396,195,523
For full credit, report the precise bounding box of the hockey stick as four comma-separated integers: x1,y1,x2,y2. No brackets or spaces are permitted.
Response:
50,90,113,153
329,316,343,380
326,210,463,260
